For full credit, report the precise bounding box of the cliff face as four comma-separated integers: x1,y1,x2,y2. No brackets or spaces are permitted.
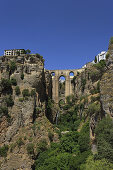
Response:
100,45,113,117
71,57,110,152
0,54,57,170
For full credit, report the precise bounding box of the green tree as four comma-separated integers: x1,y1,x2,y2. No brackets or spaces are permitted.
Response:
78,121,90,152
1,78,12,94
22,89,30,97
0,145,9,157
21,49,26,54
16,51,20,56
26,49,31,54
9,61,17,73
82,155,113,170
5,95,14,107
94,56,97,63
15,86,21,95
0,106,8,116
95,116,113,163
37,139,47,154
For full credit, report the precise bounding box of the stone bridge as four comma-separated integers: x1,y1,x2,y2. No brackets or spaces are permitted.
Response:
49,69,84,103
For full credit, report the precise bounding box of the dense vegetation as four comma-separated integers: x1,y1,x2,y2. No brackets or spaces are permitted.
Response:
34,92,113,170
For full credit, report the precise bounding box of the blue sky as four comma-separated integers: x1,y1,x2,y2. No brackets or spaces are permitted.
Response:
0,0,113,70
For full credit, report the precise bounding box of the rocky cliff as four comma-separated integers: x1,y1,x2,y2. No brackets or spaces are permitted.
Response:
0,54,57,170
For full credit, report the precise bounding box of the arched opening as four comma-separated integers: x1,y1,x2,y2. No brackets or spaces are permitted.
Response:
69,71,74,77
51,72,55,77
59,76,65,98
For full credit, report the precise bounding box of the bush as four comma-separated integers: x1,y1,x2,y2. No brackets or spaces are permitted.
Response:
16,138,24,147
15,86,21,95
19,98,24,102
21,73,24,80
106,52,110,60
48,131,54,142
109,37,113,45
94,56,97,63
37,139,47,154
10,77,17,86
81,78,86,92
94,60,106,72
78,121,90,152
90,82,100,94
1,78,12,94
22,89,30,97
0,106,8,116
89,70,100,82
5,95,14,107
83,155,113,170
31,89,36,97
87,103,100,117
95,116,113,163
0,145,9,157
27,143,34,155
9,61,17,73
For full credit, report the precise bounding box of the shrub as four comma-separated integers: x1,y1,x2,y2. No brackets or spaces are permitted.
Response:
83,155,113,170
22,89,30,97
31,89,36,97
37,139,47,154
106,52,110,60
36,53,41,58
5,95,14,107
81,78,86,92
15,86,21,95
10,77,17,86
19,98,24,102
16,137,24,147
0,106,8,116
9,61,17,73
90,82,100,95
78,121,90,152
94,56,97,63
95,116,113,163
1,78,12,94
109,37,113,45
0,145,9,157
26,49,31,54
94,60,106,72
48,131,54,142
21,73,24,80
89,70,100,82
27,143,34,155
87,103,100,117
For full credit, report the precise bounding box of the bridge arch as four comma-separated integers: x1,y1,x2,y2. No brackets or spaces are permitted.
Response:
69,71,74,77
49,69,84,103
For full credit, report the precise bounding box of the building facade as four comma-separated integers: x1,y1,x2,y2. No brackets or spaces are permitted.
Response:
96,51,107,63
4,49,25,56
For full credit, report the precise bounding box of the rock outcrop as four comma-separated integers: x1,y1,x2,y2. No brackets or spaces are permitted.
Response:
0,54,57,170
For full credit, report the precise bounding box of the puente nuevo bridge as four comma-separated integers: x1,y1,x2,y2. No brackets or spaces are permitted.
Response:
49,69,84,103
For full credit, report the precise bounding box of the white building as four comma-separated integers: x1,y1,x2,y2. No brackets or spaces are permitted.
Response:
96,51,107,63
4,49,25,56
